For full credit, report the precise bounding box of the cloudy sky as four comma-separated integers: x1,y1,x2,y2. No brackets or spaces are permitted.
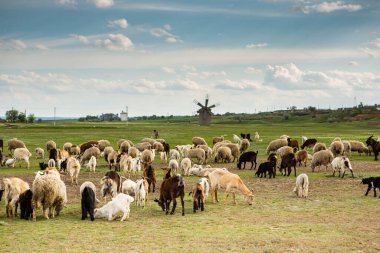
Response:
0,0,379,117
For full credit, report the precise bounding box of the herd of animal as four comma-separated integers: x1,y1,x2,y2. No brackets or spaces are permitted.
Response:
0,133,379,222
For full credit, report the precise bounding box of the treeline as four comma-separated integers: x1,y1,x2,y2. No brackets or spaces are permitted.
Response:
3,109,36,123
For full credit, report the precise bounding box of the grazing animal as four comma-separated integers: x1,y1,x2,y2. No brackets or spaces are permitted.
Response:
35,148,44,159
313,143,327,153
121,179,137,196
94,193,134,221
280,153,297,177
266,138,288,154
198,177,210,201
81,186,95,221
232,134,241,144
143,164,156,193
135,179,147,208
189,182,205,213
293,173,309,198
180,158,192,176
154,175,185,216
301,138,317,149
13,148,32,169
19,189,33,220
267,153,278,165
79,141,98,154
169,159,179,174
311,150,334,172
100,171,121,201
331,156,354,178
67,157,81,185
255,161,276,178
362,177,380,197
86,155,97,172
39,162,48,170
295,150,308,167
287,138,299,150
237,151,258,170
49,148,58,162
330,140,344,157
3,177,30,218
239,139,250,153
7,138,26,153
365,136,380,161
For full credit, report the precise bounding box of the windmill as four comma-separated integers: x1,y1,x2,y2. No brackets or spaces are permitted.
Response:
194,94,219,125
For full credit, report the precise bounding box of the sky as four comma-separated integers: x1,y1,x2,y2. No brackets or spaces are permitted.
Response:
0,0,379,117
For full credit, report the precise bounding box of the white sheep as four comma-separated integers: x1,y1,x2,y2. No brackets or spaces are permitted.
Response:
180,158,192,176
311,149,334,172
141,149,154,165
276,146,294,159
266,138,288,154
169,159,179,174
85,155,97,172
254,132,260,142
48,159,56,168
94,193,134,221
331,156,354,178
14,147,32,169
185,148,205,164
175,145,192,157
169,149,181,161
192,136,207,146
198,177,210,201
121,179,137,196
5,158,16,167
135,179,146,208
3,177,30,217
67,157,81,185
35,148,44,159
293,173,309,198
232,134,241,144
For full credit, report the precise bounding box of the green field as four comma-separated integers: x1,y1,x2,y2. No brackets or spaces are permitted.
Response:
1,120,380,253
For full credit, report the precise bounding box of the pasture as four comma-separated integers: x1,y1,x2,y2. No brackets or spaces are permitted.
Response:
1,120,380,253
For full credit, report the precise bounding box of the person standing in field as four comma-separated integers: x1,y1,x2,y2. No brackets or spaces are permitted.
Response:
153,130,159,139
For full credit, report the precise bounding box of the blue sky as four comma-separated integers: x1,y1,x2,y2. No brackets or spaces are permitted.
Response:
0,0,379,117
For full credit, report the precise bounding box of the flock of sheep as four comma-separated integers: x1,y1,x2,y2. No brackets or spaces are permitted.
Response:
0,132,379,221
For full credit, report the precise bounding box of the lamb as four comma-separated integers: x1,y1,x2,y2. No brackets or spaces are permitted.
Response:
100,171,121,201
295,150,308,167
97,139,111,152
330,140,344,157
32,174,67,221
144,164,156,193
189,182,205,213
362,177,380,197
48,159,56,168
85,155,97,172
279,153,297,177
79,140,98,154
342,140,351,156
237,151,258,170
207,169,253,205
154,175,185,216
63,142,73,152
67,156,81,185
192,136,207,146
19,189,33,220
313,143,327,153
121,179,137,196
196,144,211,162
255,161,276,178
212,135,225,145
311,149,334,172
266,138,288,154
168,159,179,173
7,138,26,153
232,134,241,144
119,140,131,154
80,181,100,203
94,193,134,221
215,146,232,163
81,186,95,221
35,148,44,159
14,147,32,169
180,158,192,176
276,146,294,159
46,140,57,152
239,139,250,153
135,179,147,208
198,177,210,201
128,146,140,158
185,148,206,164
80,146,100,165
3,177,30,217
301,138,317,149
141,149,154,165
293,173,309,198
331,156,354,178
169,149,181,161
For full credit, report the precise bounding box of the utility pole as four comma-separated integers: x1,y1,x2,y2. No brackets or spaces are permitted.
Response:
126,106,129,126
54,107,56,126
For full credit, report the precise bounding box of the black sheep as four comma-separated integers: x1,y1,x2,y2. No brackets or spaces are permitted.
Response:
280,153,297,177
81,186,95,221
362,177,380,198
237,151,258,170
19,189,33,220
255,161,276,178
366,136,380,161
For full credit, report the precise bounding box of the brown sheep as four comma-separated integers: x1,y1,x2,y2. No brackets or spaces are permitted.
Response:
7,138,26,153
295,150,308,167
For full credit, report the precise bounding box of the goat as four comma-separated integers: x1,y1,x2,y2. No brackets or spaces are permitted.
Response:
255,161,276,178
154,175,185,216
362,177,380,198
237,151,258,170
366,136,380,161
143,164,156,193
189,182,205,213
301,139,317,149
280,153,297,177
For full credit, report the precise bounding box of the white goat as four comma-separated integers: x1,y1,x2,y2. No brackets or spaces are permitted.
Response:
121,179,136,196
85,156,97,172
331,156,354,178
293,173,309,198
94,193,134,221
135,179,146,208
169,159,179,174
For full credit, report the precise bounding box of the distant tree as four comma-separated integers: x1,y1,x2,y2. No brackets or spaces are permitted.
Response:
27,114,35,123
37,118,42,123
6,109,19,122
18,112,27,123
358,102,364,109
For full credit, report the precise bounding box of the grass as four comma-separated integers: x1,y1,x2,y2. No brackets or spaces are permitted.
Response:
0,120,380,252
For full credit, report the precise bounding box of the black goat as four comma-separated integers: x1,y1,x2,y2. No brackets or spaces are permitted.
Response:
280,153,297,177
154,175,185,216
39,162,48,170
240,133,253,142
362,177,380,197
81,186,95,221
301,139,317,149
237,151,258,170
366,136,380,161
19,189,33,220
255,161,276,178
49,148,58,162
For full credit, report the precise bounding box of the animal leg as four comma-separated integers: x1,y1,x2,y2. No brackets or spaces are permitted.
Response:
181,196,185,216
81,204,86,220
232,192,236,204
365,186,371,196
224,192,229,204
350,169,354,178
170,197,177,215
165,200,170,215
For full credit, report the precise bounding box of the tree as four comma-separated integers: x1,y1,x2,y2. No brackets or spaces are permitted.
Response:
27,114,35,123
5,109,19,123
18,112,27,123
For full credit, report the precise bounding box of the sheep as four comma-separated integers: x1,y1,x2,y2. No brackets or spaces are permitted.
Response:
280,153,297,177
212,135,225,145
224,143,240,162
80,146,100,165
280,134,290,139
301,138,317,149
126,146,138,158
169,159,179,174
135,179,147,208
7,138,26,153
102,146,114,161
255,161,276,178
189,182,205,213
362,177,380,197
254,132,260,142
5,158,16,167
85,155,97,172
121,179,137,196
185,148,206,164
70,145,80,156
144,164,156,193
276,146,294,159
94,193,134,221
80,181,100,203
192,137,207,147
295,150,308,167
155,139,166,144
119,154,132,177
180,158,192,176
365,136,380,161
239,139,250,153
107,150,119,170
331,156,354,178
119,140,131,154
237,151,258,170
207,169,253,205
313,143,327,153
154,175,185,216
198,177,210,201
117,139,126,148
63,142,73,152
293,173,309,198
175,144,192,157
141,149,154,165
35,148,44,159
81,186,95,221
311,149,334,172
342,140,351,156
58,149,69,160
100,171,121,201
46,140,57,152
3,177,30,217
79,140,98,154
32,174,67,221
14,147,32,169
333,137,341,142
141,138,156,146
19,189,33,220
266,138,288,154
48,159,56,168
67,156,81,185
97,140,111,152
196,144,210,161
135,142,152,152
153,141,165,152
287,138,299,150
232,134,242,144
215,146,232,163
168,149,180,162
330,140,344,157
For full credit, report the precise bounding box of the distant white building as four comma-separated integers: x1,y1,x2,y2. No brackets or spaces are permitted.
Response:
120,110,128,122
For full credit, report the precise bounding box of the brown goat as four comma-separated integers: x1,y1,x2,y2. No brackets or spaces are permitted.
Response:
154,175,185,216
144,164,156,193
287,138,299,150
79,141,98,154
189,182,205,213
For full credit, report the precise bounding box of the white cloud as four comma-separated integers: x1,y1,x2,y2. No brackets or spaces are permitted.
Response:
108,19,128,29
163,24,171,31
245,67,262,74
96,34,134,51
12,40,27,51
162,67,176,74
371,38,380,48
56,0,77,7
300,1,362,14
215,79,263,90
151,28,172,38
34,44,49,50
348,61,358,66
89,0,114,8
150,25,182,44
360,47,378,58
246,43,268,49
71,34,90,44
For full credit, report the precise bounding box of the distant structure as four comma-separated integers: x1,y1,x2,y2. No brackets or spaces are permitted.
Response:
120,107,128,122
99,113,120,122
194,94,219,126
